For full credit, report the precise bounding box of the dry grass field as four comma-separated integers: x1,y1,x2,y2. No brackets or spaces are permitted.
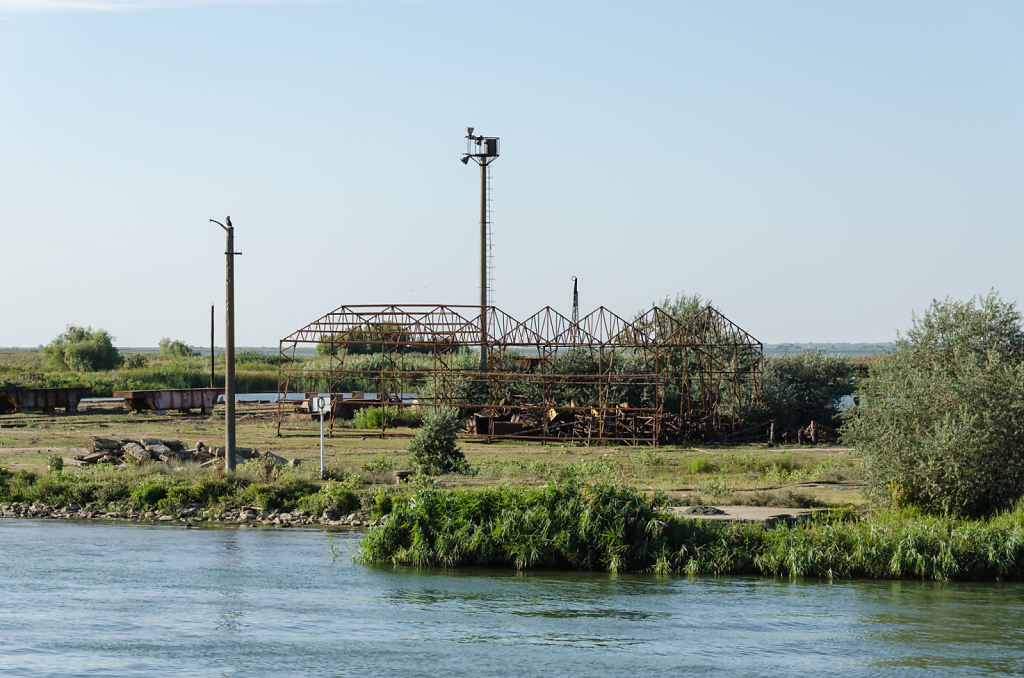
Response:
0,400,865,508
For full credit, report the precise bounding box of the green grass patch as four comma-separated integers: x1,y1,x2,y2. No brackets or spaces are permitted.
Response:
359,481,1024,581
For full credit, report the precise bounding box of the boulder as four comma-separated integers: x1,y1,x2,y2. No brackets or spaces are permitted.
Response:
124,443,152,462
235,447,257,460
145,444,172,456
262,451,288,465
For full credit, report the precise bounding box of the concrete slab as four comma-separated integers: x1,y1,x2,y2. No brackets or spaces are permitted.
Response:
668,505,819,524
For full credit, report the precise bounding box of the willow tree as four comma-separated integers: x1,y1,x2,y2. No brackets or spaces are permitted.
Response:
843,292,1024,515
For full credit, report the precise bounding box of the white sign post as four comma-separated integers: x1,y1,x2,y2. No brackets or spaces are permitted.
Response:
312,395,330,478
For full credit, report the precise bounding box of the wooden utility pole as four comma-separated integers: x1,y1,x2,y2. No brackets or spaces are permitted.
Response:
211,217,238,472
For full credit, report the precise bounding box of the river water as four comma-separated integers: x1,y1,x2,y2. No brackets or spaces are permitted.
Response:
2,520,1022,677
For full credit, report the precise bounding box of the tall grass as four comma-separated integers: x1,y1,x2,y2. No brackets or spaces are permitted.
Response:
359,482,1024,581
0,351,283,396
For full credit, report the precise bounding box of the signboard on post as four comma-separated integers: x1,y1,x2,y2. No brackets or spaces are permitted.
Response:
311,395,330,414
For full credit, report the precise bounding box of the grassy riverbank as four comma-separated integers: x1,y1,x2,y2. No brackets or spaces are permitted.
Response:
359,482,1024,582
0,459,382,525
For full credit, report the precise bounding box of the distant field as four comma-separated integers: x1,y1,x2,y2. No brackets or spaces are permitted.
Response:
763,342,892,357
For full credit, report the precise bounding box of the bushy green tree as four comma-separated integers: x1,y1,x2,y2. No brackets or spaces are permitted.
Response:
158,338,197,358
843,292,1024,516
655,291,713,323
409,408,468,476
747,352,855,431
42,325,123,372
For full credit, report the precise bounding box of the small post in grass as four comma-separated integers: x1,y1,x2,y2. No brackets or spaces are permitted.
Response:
209,304,215,389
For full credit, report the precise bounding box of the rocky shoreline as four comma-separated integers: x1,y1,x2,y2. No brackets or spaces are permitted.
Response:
0,502,382,528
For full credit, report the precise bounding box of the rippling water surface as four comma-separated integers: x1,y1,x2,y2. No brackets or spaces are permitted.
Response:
2,520,1023,677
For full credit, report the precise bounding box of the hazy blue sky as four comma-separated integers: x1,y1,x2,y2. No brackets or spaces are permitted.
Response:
2,0,1021,347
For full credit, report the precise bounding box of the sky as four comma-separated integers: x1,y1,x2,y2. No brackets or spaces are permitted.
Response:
1,0,1021,347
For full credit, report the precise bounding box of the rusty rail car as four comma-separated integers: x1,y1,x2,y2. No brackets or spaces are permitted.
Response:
114,388,222,414
0,387,92,414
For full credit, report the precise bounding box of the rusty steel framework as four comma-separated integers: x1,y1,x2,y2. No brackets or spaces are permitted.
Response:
276,304,763,445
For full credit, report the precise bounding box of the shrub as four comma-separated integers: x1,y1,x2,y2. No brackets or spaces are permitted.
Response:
747,351,855,431
122,353,148,368
843,292,1024,516
158,338,197,358
47,455,64,473
0,469,35,503
130,476,172,510
689,457,715,474
189,476,237,505
243,456,283,483
297,482,360,517
352,407,384,430
408,408,467,476
361,453,396,474
297,475,364,516
370,487,393,517
352,406,422,429
43,325,123,372
240,475,318,511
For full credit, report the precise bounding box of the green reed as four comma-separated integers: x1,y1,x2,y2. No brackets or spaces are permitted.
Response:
358,481,1024,581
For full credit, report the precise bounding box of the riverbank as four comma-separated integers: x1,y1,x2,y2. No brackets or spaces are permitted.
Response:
0,501,380,527
359,482,1024,582
5,463,1023,581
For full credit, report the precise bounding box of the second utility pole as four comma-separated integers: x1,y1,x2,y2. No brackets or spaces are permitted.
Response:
212,216,238,472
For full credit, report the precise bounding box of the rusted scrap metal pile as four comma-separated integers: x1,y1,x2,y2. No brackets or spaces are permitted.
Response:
277,304,763,445
718,419,841,446
69,436,294,468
